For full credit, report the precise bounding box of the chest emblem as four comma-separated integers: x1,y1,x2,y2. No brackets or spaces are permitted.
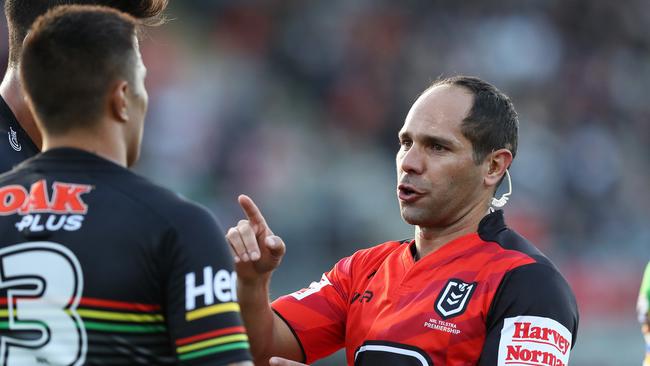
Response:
8,127,22,152
434,278,476,319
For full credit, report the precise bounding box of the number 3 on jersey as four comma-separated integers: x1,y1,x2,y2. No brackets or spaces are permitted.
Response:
0,242,86,365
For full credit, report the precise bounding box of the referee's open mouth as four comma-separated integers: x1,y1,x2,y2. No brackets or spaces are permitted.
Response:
397,183,425,203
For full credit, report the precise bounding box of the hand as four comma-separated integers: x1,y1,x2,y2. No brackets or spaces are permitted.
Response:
226,195,286,283
269,357,309,366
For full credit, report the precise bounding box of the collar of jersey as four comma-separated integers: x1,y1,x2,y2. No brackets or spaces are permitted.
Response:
29,147,126,171
401,210,506,267
0,95,40,152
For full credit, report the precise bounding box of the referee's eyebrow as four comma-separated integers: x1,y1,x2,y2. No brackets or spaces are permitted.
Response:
399,131,458,149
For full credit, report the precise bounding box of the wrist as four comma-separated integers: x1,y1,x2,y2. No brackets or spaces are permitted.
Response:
237,273,271,291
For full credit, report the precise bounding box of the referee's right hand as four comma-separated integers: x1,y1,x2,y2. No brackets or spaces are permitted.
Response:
226,194,286,283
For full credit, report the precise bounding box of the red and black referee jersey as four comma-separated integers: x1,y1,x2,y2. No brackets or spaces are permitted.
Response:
0,96,39,173
273,210,579,365
0,148,252,365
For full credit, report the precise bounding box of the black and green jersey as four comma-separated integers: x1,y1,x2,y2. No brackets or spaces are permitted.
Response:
639,261,650,324
0,148,251,365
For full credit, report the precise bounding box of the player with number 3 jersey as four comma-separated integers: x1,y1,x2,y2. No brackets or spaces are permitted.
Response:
0,6,252,366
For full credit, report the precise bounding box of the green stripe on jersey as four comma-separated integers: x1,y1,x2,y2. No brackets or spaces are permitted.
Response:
0,320,165,334
642,262,650,303
84,321,166,333
0,321,41,330
178,341,250,361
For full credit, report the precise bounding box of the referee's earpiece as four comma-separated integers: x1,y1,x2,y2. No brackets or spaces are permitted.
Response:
490,169,512,209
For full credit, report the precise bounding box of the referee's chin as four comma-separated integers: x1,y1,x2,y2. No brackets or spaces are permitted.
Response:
399,208,429,227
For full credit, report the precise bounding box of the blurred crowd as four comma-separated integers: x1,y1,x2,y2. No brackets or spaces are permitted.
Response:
2,0,649,362
138,0,649,301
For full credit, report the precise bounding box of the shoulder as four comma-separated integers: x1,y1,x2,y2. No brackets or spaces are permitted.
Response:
107,172,217,228
477,212,578,337
493,261,577,314
478,218,575,314
484,261,579,354
477,211,561,275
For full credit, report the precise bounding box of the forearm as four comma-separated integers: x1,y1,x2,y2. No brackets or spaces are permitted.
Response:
238,276,276,364
228,196,299,364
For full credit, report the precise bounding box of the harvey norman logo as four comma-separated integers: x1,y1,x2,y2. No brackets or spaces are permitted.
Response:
498,316,572,366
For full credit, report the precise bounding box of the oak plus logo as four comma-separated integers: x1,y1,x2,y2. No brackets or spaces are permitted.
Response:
497,316,572,366
434,278,476,319
0,180,93,233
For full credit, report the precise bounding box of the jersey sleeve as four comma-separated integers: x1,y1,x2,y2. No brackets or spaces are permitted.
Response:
478,262,579,366
271,255,355,364
638,261,650,324
163,202,252,365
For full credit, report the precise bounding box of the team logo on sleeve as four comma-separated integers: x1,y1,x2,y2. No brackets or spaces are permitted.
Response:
434,278,476,319
8,127,21,151
290,274,332,301
497,316,572,366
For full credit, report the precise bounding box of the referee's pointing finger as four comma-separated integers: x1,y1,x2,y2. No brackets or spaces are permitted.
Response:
238,194,272,235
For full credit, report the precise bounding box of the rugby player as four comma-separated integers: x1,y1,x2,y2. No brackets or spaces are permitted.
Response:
0,6,252,365
227,76,579,365
639,261,650,366
0,0,168,172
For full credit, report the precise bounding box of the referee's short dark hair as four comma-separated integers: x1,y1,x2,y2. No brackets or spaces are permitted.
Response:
429,76,519,164
20,5,139,135
4,0,167,66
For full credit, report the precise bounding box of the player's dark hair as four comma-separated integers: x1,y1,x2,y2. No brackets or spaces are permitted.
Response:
430,76,518,164
4,0,167,66
20,5,139,135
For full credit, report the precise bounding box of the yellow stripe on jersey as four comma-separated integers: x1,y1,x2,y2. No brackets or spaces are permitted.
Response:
1,308,163,323
74,309,164,322
185,302,240,321
177,333,248,354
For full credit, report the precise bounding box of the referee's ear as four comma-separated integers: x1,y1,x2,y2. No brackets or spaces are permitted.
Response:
483,148,512,189
109,80,130,123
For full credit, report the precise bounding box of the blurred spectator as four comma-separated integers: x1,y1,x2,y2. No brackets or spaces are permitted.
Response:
4,0,648,364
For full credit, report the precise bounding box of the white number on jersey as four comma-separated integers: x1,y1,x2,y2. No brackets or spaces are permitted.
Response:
0,242,87,365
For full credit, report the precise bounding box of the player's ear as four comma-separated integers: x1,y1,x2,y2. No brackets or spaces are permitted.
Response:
484,148,513,188
109,80,130,123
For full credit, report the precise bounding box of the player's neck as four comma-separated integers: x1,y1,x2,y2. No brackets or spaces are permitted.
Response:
42,123,129,168
414,199,490,259
0,66,43,149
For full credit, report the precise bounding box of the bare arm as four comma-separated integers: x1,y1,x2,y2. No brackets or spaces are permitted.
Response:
227,195,303,365
268,357,309,366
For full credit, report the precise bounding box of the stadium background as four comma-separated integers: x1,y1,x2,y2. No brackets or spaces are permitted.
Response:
2,1,649,364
